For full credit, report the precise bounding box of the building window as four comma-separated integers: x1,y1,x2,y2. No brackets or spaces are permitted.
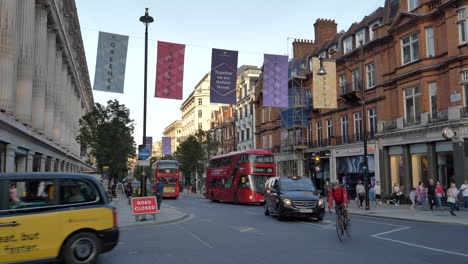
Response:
404,87,421,123
369,20,380,41
198,98,202,105
354,112,362,141
241,131,245,141
366,63,375,89
458,8,467,43
198,123,203,130
245,105,248,117
352,69,360,91
463,70,468,82
198,110,202,118
269,134,273,150
341,115,349,144
263,135,267,150
262,108,266,123
246,128,250,140
308,123,312,144
316,121,322,146
344,37,353,54
356,30,365,47
402,33,419,64
326,119,333,145
339,75,347,94
429,82,438,116
425,27,435,57
368,108,377,137
409,0,419,10
268,107,271,121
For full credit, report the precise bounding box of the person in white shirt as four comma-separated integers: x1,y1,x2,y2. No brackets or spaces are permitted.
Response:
374,181,382,207
461,180,468,210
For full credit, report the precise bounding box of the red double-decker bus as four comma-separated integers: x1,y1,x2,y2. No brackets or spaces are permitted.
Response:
205,149,276,204
153,160,180,199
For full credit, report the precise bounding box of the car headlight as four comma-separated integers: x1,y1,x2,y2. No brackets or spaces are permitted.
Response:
283,198,292,206
318,199,324,207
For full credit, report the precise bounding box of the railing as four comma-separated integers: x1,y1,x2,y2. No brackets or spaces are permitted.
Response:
339,84,360,96
403,115,421,127
429,110,448,123
428,0,441,9
461,107,468,118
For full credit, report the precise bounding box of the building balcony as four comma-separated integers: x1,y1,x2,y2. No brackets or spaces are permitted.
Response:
339,84,361,104
429,110,448,124
403,115,421,127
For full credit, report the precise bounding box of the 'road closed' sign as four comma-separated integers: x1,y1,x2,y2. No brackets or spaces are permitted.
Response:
131,197,158,215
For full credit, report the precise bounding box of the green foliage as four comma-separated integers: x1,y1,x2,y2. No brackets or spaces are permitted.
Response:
133,156,157,181
77,100,136,183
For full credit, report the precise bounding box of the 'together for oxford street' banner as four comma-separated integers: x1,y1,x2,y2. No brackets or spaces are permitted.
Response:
93,32,129,93
155,41,185,100
210,48,238,104
263,54,288,107
162,137,172,155
312,57,337,109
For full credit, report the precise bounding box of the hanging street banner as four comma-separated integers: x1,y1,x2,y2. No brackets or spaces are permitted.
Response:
162,137,172,155
263,54,288,107
210,48,238,104
155,41,185,100
93,31,129,93
312,57,337,109
145,136,153,150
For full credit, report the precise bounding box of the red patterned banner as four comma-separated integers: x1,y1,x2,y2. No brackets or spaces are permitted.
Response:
155,41,185,99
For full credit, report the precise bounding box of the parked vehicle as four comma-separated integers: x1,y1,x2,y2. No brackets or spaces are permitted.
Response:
264,176,325,221
0,173,119,264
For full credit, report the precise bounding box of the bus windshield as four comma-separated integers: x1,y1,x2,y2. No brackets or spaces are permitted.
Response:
239,175,271,194
244,154,274,164
158,161,178,173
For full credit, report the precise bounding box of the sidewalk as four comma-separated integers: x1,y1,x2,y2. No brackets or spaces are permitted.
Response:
347,201,468,225
111,196,189,228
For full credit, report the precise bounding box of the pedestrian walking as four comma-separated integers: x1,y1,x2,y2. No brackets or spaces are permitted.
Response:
374,181,382,207
447,183,459,216
356,181,365,208
460,180,468,210
427,179,437,211
154,179,164,210
417,181,426,209
392,183,401,206
409,188,417,209
435,181,445,210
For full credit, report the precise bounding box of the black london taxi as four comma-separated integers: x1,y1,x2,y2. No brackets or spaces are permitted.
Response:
264,176,325,221
0,173,119,264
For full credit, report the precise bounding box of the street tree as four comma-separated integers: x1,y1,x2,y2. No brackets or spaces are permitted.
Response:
77,100,136,185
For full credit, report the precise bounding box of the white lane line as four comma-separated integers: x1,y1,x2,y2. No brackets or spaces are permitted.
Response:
240,227,255,232
372,227,411,237
189,231,214,249
353,218,409,228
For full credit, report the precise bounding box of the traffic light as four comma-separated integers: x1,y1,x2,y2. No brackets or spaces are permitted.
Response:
314,153,321,173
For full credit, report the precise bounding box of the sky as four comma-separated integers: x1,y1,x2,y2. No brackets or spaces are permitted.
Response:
76,0,384,147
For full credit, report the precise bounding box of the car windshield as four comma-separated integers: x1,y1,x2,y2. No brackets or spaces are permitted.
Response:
248,175,271,194
280,178,316,192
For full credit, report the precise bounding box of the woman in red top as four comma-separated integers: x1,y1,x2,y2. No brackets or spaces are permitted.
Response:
435,181,445,210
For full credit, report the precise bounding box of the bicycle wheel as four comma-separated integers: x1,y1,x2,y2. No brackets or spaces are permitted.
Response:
345,218,351,239
335,214,345,242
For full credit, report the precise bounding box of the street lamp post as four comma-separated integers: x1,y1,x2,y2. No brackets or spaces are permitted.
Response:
139,8,154,197
317,42,370,210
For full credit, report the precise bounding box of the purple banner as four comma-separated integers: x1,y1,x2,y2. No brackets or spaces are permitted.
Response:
145,137,152,150
210,48,238,104
263,54,288,107
162,137,172,155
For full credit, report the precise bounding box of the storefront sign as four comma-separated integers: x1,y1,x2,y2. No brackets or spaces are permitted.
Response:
335,145,375,157
131,197,158,215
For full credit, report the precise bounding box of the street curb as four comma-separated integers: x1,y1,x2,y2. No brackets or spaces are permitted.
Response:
349,212,468,226
119,213,191,229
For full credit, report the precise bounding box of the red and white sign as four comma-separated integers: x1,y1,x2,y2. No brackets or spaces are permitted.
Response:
131,197,158,215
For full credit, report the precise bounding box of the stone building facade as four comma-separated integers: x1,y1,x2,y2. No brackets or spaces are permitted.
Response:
0,0,94,173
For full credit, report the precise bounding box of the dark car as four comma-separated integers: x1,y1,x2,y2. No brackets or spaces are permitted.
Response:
264,176,325,221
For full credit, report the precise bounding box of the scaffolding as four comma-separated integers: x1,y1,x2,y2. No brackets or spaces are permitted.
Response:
278,59,310,176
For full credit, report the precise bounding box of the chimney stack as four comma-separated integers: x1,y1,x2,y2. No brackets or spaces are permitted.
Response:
292,39,315,59
314,18,338,47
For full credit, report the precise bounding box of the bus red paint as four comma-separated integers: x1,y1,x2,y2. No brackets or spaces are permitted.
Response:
153,160,180,198
205,149,276,204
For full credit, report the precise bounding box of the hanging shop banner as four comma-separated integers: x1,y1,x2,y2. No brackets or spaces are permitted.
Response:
312,57,337,109
263,54,288,107
162,137,172,155
210,48,238,104
145,136,153,150
93,31,129,93
155,41,185,99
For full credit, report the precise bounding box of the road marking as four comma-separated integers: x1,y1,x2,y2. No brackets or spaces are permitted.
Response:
189,231,214,249
240,227,255,232
353,218,408,228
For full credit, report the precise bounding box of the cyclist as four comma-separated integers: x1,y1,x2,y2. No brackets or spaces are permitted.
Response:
328,182,349,219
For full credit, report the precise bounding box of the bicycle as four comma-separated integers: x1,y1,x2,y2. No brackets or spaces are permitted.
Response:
334,204,351,242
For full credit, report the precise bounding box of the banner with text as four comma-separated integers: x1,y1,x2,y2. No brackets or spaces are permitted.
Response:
162,137,172,155
93,32,129,93
155,41,185,99
145,136,153,150
312,57,337,109
210,48,238,104
263,54,288,107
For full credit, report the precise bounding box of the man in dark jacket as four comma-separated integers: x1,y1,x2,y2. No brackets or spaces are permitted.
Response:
154,179,164,210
